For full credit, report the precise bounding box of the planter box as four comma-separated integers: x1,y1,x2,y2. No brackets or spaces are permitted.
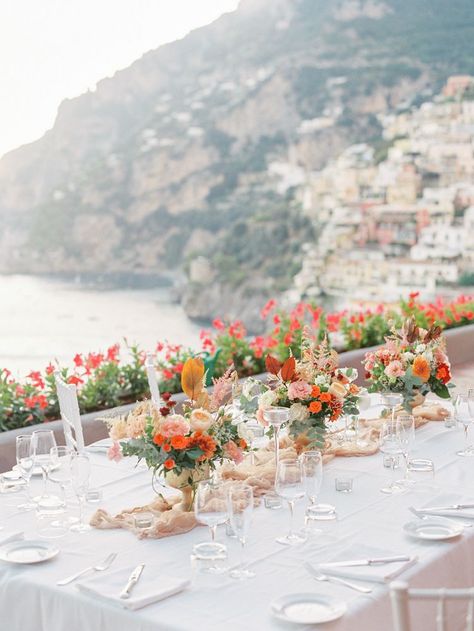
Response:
1,324,473,473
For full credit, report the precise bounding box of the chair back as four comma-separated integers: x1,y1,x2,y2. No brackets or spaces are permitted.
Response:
145,353,161,409
390,581,474,631
54,372,84,452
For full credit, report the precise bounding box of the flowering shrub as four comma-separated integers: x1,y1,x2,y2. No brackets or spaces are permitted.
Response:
0,293,472,432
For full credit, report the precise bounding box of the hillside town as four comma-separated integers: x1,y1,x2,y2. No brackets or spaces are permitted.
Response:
277,75,474,305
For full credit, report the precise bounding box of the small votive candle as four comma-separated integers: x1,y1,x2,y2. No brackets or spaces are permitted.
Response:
335,477,353,493
86,489,103,503
444,414,457,429
264,493,282,510
383,454,400,469
134,512,154,529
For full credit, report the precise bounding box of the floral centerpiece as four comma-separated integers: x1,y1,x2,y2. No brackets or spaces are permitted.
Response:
241,335,360,450
363,317,452,408
105,359,249,511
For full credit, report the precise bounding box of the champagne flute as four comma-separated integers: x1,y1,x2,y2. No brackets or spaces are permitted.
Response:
395,414,415,488
227,484,255,579
263,407,289,471
379,420,404,494
194,480,228,559
31,429,57,501
15,435,36,510
302,450,323,518
275,459,307,545
455,392,474,457
69,453,91,533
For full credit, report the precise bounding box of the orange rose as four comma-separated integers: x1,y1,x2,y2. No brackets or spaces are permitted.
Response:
311,385,321,397
309,400,322,414
319,392,332,403
153,433,165,447
164,458,175,470
436,363,451,384
349,384,359,394
170,435,189,449
163,443,171,452
239,438,247,449
413,356,430,382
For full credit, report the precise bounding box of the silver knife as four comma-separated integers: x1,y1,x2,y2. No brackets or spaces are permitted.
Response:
418,504,474,512
319,555,410,568
119,564,145,599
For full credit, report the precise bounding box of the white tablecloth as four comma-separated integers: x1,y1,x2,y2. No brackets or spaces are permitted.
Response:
1,404,473,631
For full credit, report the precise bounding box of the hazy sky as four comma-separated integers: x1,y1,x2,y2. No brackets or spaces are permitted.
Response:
0,0,239,159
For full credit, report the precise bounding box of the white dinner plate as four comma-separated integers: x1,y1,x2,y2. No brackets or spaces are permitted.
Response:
271,593,347,624
13,462,60,477
403,519,464,541
0,540,59,564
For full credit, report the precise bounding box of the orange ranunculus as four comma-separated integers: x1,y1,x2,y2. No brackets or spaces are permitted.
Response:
164,458,175,470
349,383,359,394
412,356,431,382
239,438,247,449
189,431,217,461
436,363,451,384
163,443,171,452
309,400,322,414
170,435,189,449
311,385,321,397
319,392,332,403
153,433,165,447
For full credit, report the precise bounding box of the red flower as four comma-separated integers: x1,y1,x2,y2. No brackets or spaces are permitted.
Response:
153,433,165,447
27,371,45,389
45,363,55,375
260,299,276,319
106,344,120,362
161,392,172,402
160,406,171,417
284,333,292,345
68,375,84,386
212,318,225,330
163,443,171,452
73,354,83,367
436,363,451,384
164,458,175,470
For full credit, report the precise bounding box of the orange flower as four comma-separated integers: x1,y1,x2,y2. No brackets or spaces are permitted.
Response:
309,400,322,414
153,433,165,447
189,431,217,461
164,458,175,470
170,435,189,450
319,392,332,403
436,363,451,384
311,385,321,398
239,438,247,449
412,356,430,382
349,384,359,394
163,443,171,452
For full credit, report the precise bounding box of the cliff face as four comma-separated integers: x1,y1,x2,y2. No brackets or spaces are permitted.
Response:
1,0,474,324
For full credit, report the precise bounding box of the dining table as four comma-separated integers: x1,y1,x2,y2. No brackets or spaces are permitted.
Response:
0,397,473,631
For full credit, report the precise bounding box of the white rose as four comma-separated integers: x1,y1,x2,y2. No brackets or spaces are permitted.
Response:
259,389,277,408
315,375,327,386
404,352,414,362
415,344,426,354
328,381,347,399
289,403,310,422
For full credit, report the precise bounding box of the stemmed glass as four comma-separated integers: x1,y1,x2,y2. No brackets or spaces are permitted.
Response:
381,392,403,422
227,484,255,579
15,435,36,510
395,415,415,488
263,407,289,471
379,420,404,494
455,392,474,457
275,459,307,545
194,480,228,559
355,389,371,447
49,446,74,510
301,450,323,518
69,453,92,533
31,429,57,501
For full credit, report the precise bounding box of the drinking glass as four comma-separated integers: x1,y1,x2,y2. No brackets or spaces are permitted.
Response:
381,392,403,422
395,414,415,488
227,484,255,579
455,392,474,457
31,429,57,500
15,435,36,510
355,389,372,447
49,446,74,510
379,420,404,494
263,407,289,471
69,453,91,533
302,450,323,518
194,480,228,559
275,459,307,545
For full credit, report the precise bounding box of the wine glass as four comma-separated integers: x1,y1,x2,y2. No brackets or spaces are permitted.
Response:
69,453,91,533
31,429,57,501
355,389,371,447
381,392,403,422
227,484,255,579
263,407,289,471
379,420,404,494
194,480,228,559
15,435,36,510
49,446,74,509
301,450,323,517
395,414,415,488
275,459,307,545
455,392,474,457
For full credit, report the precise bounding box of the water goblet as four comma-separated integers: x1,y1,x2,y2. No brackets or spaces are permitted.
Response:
15,435,36,510
31,429,57,502
455,392,474,457
275,458,307,545
227,483,255,579
193,480,228,560
379,420,404,494
69,453,92,533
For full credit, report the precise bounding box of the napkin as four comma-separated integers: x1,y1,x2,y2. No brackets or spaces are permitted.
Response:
314,544,417,584
0,532,24,547
76,564,190,610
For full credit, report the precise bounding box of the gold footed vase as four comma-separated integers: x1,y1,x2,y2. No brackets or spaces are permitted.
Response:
165,466,209,512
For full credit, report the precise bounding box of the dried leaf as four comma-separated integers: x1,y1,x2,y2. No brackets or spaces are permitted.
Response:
265,354,282,376
424,325,442,343
181,357,205,401
281,356,296,382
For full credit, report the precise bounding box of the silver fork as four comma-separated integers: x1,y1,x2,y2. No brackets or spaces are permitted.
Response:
57,552,117,586
409,506,472,529
304,562,372,594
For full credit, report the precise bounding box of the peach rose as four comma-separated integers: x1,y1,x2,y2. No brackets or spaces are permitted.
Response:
160,414,190,437
384,360,405,379
224,440,244,465
189,408,213,432
287,380,312,401
328,381,347,399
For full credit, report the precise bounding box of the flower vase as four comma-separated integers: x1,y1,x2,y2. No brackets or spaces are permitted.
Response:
408,390,426,409
165,466,209,512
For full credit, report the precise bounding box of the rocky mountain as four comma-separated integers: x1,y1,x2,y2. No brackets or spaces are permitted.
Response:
1,0,474,326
